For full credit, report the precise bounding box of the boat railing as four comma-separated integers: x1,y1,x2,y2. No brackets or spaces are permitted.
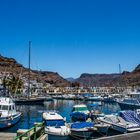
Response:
14,122,46,140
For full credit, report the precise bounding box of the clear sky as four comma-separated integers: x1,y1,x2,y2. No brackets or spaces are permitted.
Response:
0,0,140,78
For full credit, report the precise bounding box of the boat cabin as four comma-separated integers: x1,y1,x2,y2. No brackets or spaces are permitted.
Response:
129,92,140,99
72,104,89,114
0,97,16,117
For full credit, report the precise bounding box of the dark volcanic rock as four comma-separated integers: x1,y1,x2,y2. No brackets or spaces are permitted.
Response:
0,55,70,87
76,65,140,87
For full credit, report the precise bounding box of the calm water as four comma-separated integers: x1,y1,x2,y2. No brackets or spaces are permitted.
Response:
1,100,121,139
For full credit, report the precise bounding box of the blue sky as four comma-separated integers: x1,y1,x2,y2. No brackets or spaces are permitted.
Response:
0,0,140,78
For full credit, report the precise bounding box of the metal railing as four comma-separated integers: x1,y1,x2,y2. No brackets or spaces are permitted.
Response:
14,122,45,140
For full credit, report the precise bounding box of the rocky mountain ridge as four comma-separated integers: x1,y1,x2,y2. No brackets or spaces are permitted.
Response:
0,55,70,87
75,65,140,87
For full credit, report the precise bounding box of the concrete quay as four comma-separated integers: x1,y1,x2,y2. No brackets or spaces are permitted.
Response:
95,131,140,140
0,132,16,140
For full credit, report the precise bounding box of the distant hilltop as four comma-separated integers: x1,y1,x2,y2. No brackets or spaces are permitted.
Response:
0,55,70,87
75,65,140,87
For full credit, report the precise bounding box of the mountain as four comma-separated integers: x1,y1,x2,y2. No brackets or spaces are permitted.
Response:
76,65,140,87
1,55,140,87
0,55,70,87
66,77,75,82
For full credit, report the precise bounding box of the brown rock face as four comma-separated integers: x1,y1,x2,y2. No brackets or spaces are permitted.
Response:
76,64,140,87
0,55,70,87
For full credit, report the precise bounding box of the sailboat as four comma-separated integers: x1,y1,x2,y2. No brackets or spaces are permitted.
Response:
14,41,45,105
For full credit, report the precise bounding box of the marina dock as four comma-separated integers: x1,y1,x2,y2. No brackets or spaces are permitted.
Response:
95,131,140,140
0,132,16,140
0,122,48,140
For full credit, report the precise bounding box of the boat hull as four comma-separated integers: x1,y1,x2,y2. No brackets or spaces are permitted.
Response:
45,126,70,140
48,134,69,140
70,129,96,139
85,97,103,101
14,98,45,105
118,101,140,110
95,124,110,134
0,113,21,129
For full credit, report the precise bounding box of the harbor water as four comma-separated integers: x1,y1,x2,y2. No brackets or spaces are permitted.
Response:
1,99,121,139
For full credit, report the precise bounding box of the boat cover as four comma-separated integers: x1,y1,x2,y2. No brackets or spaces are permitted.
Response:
88,103,99,107
70,112,88,119
119,110,140,126
45,120,65,127
71,122,94,129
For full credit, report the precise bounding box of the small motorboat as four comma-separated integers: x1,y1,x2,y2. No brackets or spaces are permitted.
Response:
94,122,110,135
117,91,140,110
70,104,90,122
117,98,140,110
98,111,140,133
70,122,97,139
0,97,22,129
42,111,70,139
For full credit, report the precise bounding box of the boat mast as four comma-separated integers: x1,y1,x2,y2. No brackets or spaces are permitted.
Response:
28,41,31,99
119,64,122,74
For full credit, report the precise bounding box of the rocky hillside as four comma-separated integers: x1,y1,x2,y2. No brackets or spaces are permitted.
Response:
0,55,70,87
76,65,140,87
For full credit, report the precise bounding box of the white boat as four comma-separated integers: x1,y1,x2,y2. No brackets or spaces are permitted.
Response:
42,111,70,139
0,97,22,129
72,104,89,114
98,112,140,133
86,95,103,101
117,91,140,110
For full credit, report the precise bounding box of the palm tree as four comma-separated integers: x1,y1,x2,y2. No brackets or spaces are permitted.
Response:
3,75,23,95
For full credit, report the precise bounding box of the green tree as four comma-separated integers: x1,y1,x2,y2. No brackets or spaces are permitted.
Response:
3,75,23,94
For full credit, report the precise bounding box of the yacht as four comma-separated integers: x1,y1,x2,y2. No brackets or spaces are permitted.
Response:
0,97,21,128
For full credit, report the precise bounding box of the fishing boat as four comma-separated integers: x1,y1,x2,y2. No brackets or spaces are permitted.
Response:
70,104,89,122
42,111,70,139
0,97,21,129
70,122,97,139
98,110,140,133
117,91,140,110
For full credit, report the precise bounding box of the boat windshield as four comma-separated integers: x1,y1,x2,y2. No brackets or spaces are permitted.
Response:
0,105,9,111
73,107,88,112
46,120,65,127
